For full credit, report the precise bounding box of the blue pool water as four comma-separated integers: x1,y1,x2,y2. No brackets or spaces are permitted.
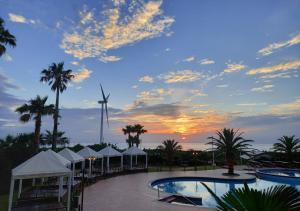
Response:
152,177,300,208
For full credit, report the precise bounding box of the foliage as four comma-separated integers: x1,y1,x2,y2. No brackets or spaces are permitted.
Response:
159,139,182,167
40,62,74,150
0,133,35,194
207,128,253,175
202,182,300,211
273,135,300,162
15,95,54,152
0,17,16,57
40,130,69,147
122,124,147,147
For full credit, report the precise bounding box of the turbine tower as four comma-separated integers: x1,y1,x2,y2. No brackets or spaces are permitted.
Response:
98,84,109,144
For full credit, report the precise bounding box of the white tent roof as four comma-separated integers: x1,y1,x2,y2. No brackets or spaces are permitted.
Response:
98,146,122,157
58,148,84,163
46,149,71,167
77,146,102,159
12,151,71,179
123,146,147,156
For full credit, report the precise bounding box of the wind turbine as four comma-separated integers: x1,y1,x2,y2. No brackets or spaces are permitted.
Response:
98,84,109,144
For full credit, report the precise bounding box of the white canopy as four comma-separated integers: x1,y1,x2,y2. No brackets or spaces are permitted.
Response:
123,146,147,156
58,148,84,163
12,151,71,179
46,149,71,167
77,146,102,159
98,146,122,157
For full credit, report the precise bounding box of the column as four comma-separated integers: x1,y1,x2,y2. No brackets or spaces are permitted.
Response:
8,178,15,211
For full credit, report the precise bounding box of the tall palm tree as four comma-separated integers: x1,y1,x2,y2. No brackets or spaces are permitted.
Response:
122,125,135,147
15,96,54,153
160,139,182,167
132,124,147,147
41,130,69,147
273,135,300,162
0,17,16,57
40,62,73,150
202,182,300,211
207,128,253,175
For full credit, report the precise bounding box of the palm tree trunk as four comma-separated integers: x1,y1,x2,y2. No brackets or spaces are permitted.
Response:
52,89,59,150
34,115,41,153
227,160,234,174
136,134,140,147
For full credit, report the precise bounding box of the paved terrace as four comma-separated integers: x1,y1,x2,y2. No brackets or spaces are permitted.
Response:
82,169,255,211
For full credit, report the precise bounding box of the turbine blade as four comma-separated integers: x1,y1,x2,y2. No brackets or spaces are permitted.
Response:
100,84,106,101
105,103,109,127
106,93,110,101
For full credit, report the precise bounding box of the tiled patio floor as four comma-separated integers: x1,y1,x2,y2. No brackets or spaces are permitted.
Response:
82,169,255,211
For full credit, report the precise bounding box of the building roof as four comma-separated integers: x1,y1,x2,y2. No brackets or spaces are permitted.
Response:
12,151,71,179
122,146,147,156
77,146,103,159
46,149,71,167
58,148,84,163
98,146,122,157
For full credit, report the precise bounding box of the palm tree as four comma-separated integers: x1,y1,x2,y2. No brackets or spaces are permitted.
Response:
122,125,135,147
132,124,147,147
15,96,54,153
273,135,300,162
41,130,69,147
40,62,73,150
207,128,253,175
0,17,16,57
202,182,300,211
160,139,182,168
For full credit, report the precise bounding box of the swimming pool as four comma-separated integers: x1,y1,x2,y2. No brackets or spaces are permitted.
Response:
151,176,300,208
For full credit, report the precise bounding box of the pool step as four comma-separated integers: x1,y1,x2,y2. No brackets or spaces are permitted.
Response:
159,195,202,206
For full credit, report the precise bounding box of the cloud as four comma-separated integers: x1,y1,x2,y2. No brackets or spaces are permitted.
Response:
8,13,35,24
71,61,79,65
190,89,208,97
237,103,267,106
132,85,138,89
200,58,215,65
139,75,154,83
183,56,195,62
73,68,92,83
247,60,300,75
216,84,228,88
270,99,300,115
224,62,246,73
159,70,201,83
260,72,292,79
136,88,173,103
165,48,171,52
60,1,174,61
251,84,274,92
2,54,12,62
258,34,300,56
100,55,122,62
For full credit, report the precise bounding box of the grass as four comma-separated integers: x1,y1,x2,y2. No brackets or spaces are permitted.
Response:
0,194,8,211
147,165,218,172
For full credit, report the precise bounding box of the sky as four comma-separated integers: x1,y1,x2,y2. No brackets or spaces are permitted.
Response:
0,0,300,150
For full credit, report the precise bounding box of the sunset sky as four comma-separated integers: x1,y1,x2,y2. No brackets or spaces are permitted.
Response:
1,0,300,149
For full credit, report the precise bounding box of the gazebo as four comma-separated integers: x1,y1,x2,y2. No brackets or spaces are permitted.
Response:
122,146,148,170
98,146,123,173
58,148,84,184
8,151,72,211
77,147,103,177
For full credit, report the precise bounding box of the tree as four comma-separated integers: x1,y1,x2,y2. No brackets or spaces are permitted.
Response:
40,62,74,150
15,96,54,153
273,135,300,162
132,124,147,147
40,130,69,148
207,128,253,175
0,17,16,57
122,125,135,147
160,139,182,167
202,182,300,211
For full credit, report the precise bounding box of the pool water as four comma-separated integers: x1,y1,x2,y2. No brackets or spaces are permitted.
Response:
152,178,300,208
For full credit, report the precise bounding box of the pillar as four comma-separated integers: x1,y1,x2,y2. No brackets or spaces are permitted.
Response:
18,179,22,198
8,178,15,211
